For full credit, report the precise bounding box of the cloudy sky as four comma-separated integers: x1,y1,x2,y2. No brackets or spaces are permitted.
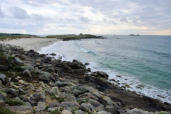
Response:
0,0,171,35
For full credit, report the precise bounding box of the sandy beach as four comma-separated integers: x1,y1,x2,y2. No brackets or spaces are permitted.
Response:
0,38,59,51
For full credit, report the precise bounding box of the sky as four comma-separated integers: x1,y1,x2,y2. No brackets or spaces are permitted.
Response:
0,0,171,35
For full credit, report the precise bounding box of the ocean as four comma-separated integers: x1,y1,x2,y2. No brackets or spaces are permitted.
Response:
39,35,171,103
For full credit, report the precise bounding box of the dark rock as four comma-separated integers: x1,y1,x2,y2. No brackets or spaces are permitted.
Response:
6,88,18,97
87,68,91,72
0,73,6,83
85,63,89,66
0,93,5,104
23,69,32,78
91,71,109,79
29,93,45,105
67,60,86,69
0,65,9,71
43,57,52,63
50,53,56,56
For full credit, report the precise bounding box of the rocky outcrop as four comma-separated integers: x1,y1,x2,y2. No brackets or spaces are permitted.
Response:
0,44,170,114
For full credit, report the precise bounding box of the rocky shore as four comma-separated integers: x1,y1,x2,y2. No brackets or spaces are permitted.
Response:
0,44,171,114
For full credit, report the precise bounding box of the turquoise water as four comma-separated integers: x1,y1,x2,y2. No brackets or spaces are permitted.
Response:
40,35,171,103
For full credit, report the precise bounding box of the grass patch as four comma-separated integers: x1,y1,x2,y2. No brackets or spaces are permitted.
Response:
56,97,65,103
44,106,49,111
158,112,167,114
5,98,24,106
77,98,88,104
0,33,39,40
0,107,17,114
46,34,102,40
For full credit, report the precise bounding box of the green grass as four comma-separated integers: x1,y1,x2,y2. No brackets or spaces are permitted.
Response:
5,98,24,106
56,97,65,103
77,98,88,104
0,107,17,114
46,34,102,40
158,112,167,114
0,33,39,40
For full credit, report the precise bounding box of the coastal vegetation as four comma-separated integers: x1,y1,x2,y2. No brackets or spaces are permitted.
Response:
0,33,39,40
0,33,103,41
46,33,103,40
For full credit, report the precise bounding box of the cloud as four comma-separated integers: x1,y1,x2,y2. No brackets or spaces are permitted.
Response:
0,7,5,17
10,7,29,19
0,0,171,35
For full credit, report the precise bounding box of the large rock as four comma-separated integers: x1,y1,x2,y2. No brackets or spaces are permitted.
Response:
14,57,24,65
123,108,154,114
81,103,95,112
23,69,32,78
29,93,45,105
55,80,69,87
72,86,89,96
60,101,79,110
6,105,33,114
6,88,18,97
38,71,51,82
91,71,109,79
69,60,85,69
49,87,60,96
62,110,72,114
89,99,101,107
74,110,85,114
0,73,6,83
35,102,46,112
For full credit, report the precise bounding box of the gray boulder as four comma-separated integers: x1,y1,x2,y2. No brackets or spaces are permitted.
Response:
55,80,69,87
35,102,46,112
72,86,89,96
81,103,95,112
62,110,72,114
38,71,51,82
0,73,6,83
14,57,24,65
6,88,18,97
74,110,85,114
60,101,79,110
